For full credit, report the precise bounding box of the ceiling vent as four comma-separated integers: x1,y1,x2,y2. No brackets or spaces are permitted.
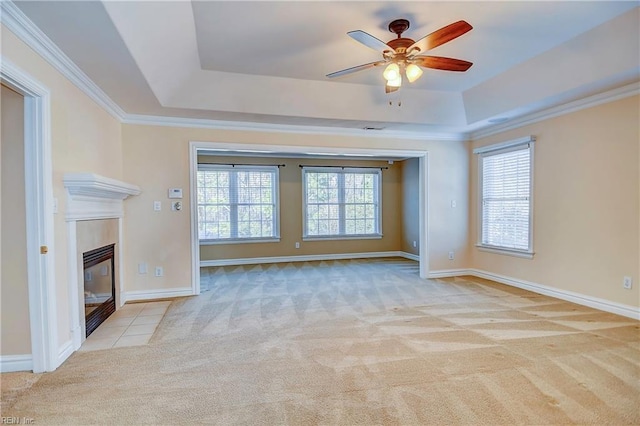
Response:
363,126,386,131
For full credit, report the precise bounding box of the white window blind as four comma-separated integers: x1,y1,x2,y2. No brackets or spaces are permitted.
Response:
197,165,279,242
479,142,533,253
303,168,381,238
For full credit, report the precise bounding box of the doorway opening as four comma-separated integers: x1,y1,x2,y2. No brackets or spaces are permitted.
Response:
1,59,56,373
188,141,430,296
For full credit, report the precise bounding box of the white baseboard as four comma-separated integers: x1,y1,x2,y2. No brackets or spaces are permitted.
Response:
428,268,471,278
56,340,74,369
123,287,194,303
200,251,411,267
469,269,640,320
428,268,640,320
399,251,420,261
0,354,33,373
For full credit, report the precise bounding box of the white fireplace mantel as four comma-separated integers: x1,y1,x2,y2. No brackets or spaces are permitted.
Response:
63,173,141,221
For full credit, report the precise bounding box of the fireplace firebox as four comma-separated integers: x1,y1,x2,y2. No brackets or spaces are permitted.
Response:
83,243,116,337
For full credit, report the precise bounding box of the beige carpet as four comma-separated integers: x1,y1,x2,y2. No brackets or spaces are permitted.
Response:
2,258,639,425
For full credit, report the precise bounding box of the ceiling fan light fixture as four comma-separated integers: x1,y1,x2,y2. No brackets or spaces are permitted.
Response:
387,75,402,88
383,63,400,81
327,19,473,93
406,63,423,83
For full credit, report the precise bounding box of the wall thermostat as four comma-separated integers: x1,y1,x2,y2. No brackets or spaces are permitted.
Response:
168,188,183,199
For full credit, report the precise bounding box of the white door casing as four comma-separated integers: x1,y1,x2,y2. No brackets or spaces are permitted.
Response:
1,57,57,373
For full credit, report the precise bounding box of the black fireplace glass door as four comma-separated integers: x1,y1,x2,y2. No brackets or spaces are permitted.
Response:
83,243,116,337
84,259,113,317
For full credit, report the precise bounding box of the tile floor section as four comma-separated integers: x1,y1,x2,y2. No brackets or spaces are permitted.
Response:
79,301,170,351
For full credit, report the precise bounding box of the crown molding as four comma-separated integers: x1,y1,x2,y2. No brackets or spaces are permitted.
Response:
470,81,640,140
122,114,469,142
0,0,126,120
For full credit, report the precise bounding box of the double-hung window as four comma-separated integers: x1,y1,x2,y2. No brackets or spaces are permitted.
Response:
197,164,279,243
475,136,534,257
302,167,382,239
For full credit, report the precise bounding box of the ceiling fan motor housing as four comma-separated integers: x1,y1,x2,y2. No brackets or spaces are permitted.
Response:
386,38,415,54
387,19,415,54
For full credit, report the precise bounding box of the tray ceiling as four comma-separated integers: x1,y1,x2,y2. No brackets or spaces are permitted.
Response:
9,1,640,138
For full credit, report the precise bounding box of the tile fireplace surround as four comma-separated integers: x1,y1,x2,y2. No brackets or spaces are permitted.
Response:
63,173,140,350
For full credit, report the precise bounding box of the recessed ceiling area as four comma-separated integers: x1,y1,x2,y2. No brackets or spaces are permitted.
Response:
11,1,640,138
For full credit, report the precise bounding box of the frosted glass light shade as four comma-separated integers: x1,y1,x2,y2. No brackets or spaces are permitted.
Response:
406,64,423,83
383,63,400,81
387,75,402,87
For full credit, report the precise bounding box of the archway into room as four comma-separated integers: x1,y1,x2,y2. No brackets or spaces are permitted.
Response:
188,141,429,295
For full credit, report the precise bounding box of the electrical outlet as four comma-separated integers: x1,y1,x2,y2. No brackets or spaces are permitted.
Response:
412,241,417,248
451,200,457,208
155,267,163,277
448,251,454,260
623,276,632,290
295,242,300,249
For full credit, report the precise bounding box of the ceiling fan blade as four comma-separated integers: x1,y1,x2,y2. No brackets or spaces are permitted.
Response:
407,20,472,55
326,61,385,78
414,56,473,72
385,84,399,94
348,30,394,54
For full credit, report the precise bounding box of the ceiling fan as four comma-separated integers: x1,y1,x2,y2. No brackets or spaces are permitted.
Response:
327,19,473,93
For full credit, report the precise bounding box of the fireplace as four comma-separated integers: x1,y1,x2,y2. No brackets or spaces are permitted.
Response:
83,243,116,337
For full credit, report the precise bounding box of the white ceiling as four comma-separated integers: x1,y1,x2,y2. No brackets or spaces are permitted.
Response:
11,1,640,138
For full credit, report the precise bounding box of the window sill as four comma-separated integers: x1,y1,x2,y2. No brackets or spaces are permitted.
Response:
200,238,280,245
303,234,383,242
475,245,534,259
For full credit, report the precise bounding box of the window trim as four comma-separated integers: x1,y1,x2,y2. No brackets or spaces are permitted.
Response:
476,136,535,258
301,167,382,240
197,164,280,244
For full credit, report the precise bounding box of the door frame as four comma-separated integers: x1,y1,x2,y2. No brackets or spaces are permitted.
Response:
188,140,430,295
1,57,57,373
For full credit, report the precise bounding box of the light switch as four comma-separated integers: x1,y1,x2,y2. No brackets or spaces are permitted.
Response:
153,201,161,211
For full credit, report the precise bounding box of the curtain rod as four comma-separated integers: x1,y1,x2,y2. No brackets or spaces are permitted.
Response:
298,165,388,170
200,163,285,168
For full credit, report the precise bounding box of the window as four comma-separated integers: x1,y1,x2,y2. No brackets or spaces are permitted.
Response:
197,165,279,243
303,167,381,239
476,137,534,257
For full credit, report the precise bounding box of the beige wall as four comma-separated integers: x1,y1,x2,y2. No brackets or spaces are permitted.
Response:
1,84,31,356
429,141,470,269
2,25,124,351
122,123,470,292
400,158,420,255
198,155,401,260
470,95,640,308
